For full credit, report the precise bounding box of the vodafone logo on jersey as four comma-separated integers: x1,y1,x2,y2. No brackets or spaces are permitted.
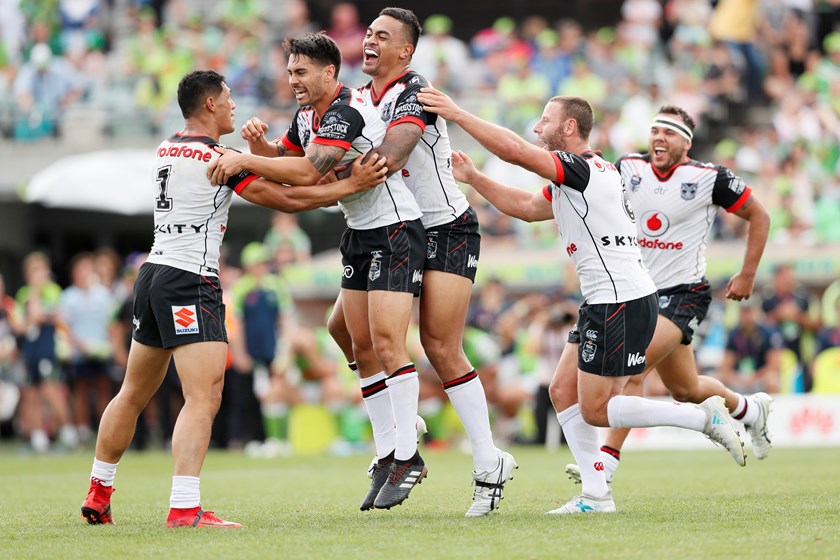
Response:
640,210,670,237
639,210,684,250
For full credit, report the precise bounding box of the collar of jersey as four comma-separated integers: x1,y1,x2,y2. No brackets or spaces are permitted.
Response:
368,70,411,105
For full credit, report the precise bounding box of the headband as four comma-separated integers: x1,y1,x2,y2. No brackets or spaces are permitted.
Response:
652,115,693,142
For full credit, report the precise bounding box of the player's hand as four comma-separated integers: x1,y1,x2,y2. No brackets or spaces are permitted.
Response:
725,272,755,301
241,117,269,143
417,87,462,120
348,154,387,192
451,150,478,184
208,147,248,185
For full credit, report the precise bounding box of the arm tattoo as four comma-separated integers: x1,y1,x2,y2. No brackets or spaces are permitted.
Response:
277,143,288,157
306,145,346,176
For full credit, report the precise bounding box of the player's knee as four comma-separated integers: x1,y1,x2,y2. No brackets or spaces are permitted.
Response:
579,402,608,427
419,330,448,364
669,384,697,403
326,311,345,340
548,378,572,411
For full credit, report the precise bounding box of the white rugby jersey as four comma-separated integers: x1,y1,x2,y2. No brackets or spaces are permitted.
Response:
617,153,751,289
541,150,656,304
359,71,469,228
280,84,421,230
146,134,258,276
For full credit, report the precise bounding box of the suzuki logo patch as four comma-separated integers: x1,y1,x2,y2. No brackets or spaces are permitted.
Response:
172,305,199,335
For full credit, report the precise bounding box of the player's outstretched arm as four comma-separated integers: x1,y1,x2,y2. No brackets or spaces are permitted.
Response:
418,87,558,182
237,154,387,213
452,150,552,223
210,143,345,186
726,194,770,301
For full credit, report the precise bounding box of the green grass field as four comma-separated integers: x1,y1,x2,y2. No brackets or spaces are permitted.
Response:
2,445,838,559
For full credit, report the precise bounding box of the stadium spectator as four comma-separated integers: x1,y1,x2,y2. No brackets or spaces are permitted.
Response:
413,14,472,93
230,242,296,458
15,252,77,452
58,251,114,444
718,301,784,393
709,0,765,100
762,263,822,384
12,42,83,139
263,212,311,269
325,3,366,83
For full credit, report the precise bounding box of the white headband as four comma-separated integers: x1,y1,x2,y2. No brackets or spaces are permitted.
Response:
652,115,693,142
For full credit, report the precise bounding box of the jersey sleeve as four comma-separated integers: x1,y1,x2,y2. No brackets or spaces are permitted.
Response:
389,75,431,131
212,143,260,194
280,112,303,151
550,151,591,192
312,105,365,150
711,165,751,212
541,184,553,201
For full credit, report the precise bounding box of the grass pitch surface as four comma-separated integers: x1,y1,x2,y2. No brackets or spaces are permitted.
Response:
1,445,838,559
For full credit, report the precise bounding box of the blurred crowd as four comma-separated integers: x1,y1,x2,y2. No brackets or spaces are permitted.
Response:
2,213,840,455
1,0,840,244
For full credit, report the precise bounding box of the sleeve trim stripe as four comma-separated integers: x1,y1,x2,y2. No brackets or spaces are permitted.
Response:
281,135,301,150
233,174,260,195
388,116,425,131
313,137,352,150
726,186,752,213
542,184,552,202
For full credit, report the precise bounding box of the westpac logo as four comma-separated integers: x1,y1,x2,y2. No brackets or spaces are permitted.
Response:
467,254,478,268
412,269,423,284
172,305,199,335
627,352,645,367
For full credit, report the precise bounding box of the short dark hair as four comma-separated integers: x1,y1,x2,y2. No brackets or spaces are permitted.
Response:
550,96,594,140
379,7,422,49
177,70,225,118
657,104,696,132
283,32,342,77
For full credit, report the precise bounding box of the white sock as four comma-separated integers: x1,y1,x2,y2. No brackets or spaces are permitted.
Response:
386,363,420,461
91,458,118,486
444,371,498,472
607,395,706,432
738,394,761,426
557,404,609,498
600,446,620,481
360,372,396,460
170,476,200,509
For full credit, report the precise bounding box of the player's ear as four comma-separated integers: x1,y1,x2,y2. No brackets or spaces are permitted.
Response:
205,95,216,112
403,43,414,61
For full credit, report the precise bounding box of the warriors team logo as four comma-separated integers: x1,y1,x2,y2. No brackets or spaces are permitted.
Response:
640,210,670,237
621,188,636,222
426,238,437,259
659,295,672,309
581,340,597,363
680,182,698,200
369,250,382,281
381,101,395,123
630,175,642,192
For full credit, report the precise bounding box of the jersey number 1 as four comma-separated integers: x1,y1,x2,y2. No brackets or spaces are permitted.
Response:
156,165,173,212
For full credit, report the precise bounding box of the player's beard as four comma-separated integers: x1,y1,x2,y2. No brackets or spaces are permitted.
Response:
544,130,567,153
